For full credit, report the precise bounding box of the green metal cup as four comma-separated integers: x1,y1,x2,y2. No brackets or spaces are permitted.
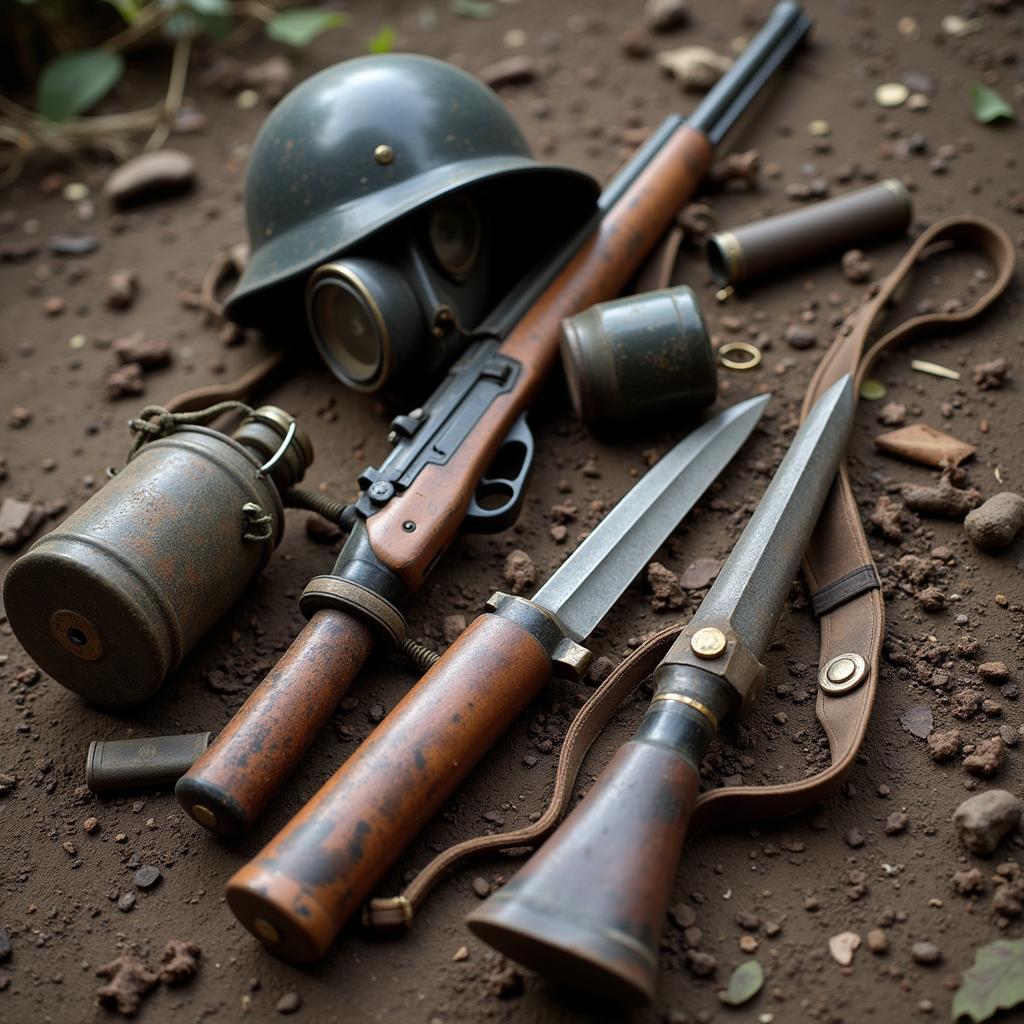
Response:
559,286,717,435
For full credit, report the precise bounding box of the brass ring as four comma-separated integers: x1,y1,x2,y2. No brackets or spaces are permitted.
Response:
652,692,719,731
718,341,762,371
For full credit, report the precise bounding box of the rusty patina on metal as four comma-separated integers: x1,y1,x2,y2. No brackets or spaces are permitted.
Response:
3,407,311,705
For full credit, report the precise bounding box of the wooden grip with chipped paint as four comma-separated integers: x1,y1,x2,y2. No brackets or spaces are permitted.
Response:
176,609,375,839
224,611,553,963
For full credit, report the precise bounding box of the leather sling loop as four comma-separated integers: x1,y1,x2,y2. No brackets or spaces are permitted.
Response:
365,215,1014,932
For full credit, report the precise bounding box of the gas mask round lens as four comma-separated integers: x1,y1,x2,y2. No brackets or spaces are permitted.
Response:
428,196,481,279
306,260,421,392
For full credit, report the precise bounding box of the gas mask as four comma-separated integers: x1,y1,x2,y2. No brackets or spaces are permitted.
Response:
305,192,491,393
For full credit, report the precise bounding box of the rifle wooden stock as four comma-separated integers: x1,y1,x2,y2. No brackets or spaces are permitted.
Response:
176,609,374,839
467,739,701,1005
466,663,734,1004
225,611,553,963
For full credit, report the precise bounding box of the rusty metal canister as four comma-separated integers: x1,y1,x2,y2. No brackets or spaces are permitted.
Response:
559,285,717,434
707,178,913,287
3,407,312,706
87,732,213,794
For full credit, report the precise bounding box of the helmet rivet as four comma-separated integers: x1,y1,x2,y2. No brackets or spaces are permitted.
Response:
691,627,727,659
374,144,395,165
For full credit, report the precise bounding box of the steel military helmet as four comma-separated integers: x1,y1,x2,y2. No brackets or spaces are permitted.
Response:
225,53,600,327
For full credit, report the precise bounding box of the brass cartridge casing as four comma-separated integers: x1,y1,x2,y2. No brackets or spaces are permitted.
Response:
707,179,912,287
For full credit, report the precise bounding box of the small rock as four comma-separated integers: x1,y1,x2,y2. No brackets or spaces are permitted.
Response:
134,865,162,890
900,704,933,739
845,828,866,849
828,931,861,966
951,689,981,720
841,248,873,283
784,324,817,350
911,941,941,965
105,269,140,310
106,363,145,399
48,235,99,257
503,550,536,595
159,940,200,984
686,950,718,977
618,26,651,58
0,773,17,797
877,402,907,427
657,46,733,92
962,736,1006,777
471,877,491,898
117,893,136,913
83,817,98,834
978,662,1009,682
866,928,889,954
486,963,525,998
113,332,171,369
104,150,196,207
964,493,1024,551
96,952,158,1016
869,494,905,541
452,945,469,962
478,55,537,88
885,812,908,835
972,358,1009,390
678,557,722,590
951,868,986,895
0,498,44,549
953,790,1022,855
645,0,689,32
587,655,616,686
276,991,302,1014
647,561,685,610
0,927,11,962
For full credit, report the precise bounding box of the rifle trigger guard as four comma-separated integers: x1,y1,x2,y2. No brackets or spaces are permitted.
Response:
463,414,534,535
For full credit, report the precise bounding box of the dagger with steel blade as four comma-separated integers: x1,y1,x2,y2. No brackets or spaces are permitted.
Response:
467,374,856,1006
224,393,770,963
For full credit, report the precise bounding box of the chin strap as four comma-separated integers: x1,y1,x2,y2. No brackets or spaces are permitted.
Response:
365,214,1014,934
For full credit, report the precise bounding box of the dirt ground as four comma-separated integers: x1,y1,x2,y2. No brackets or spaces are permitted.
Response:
2,0,1024,1021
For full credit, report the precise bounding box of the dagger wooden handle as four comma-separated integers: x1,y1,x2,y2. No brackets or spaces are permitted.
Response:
225,611,553,963
176,609,375,839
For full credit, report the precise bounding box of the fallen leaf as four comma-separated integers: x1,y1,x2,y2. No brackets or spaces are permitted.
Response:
900,704,933,739
970,83,1015,125
874,423,976,468
719,959,763,1006
952,938,1024,1023
860,378,887,401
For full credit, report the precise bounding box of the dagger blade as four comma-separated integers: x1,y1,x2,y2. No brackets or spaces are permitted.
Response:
688,374,856,657
532,393,770,641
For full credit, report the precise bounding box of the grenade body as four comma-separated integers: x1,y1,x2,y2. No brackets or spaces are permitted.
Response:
3,409,311,705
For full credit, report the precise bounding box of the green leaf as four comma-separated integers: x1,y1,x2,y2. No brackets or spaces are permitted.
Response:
970,83,1015,124
184,0,228,13
449,0,496,18
104,0,140,23
37,49,125,122
719,960,763,1007
265,8,349,47
368,24,397,53
953,939,1024,1023
860,378,887,401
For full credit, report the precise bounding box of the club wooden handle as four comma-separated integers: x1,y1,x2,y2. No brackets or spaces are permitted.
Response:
176,608,375,839
224,611,553,963
467,737,701,1006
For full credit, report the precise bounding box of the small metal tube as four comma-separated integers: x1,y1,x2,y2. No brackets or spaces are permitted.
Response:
707,179,913,287
86,732,213,794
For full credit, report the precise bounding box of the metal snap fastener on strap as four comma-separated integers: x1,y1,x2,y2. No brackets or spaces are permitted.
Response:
818,652,867,696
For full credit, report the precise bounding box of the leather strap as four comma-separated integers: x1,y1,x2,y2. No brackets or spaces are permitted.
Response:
365,214,1015,932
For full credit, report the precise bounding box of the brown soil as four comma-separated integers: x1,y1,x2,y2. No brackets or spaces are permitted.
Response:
2,1,1023,1022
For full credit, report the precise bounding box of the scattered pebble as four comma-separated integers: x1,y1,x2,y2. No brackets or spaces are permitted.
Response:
928,729,961,762
96,952,158,1016
117,893,136,913
645,0,689,32
647,561,685,610
964,493,1024,551
134,865,162,890
953,790,1022,855
276,991,302,1014
962,736,1006,778
106,362,145,400
503,549,536,595
478,55,537,88
828,931,860,966
104,150,197,207
106,269,140,310
841,248,873,283
159,940,200,984
875,82,910,108
972,358,1009,390
657,46,733,92
0,498,44,549
911,941,941,965
900,705,933,740
866,928,889,954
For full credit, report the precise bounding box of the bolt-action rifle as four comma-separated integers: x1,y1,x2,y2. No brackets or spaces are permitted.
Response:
176,0,813,841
